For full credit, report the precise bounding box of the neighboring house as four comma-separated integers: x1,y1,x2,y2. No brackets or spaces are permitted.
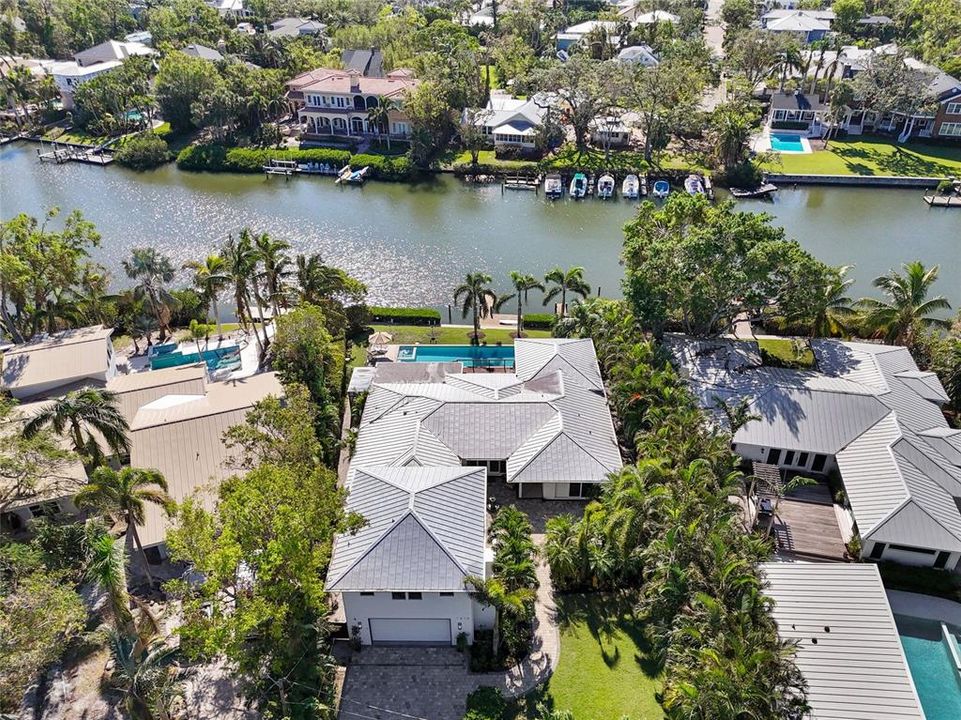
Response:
630,10,680,25
332,339,620,645
52,39,155,109
763,563,925,720
669,337,961,570
286,67,420,138
467,91,549,151
767,90,830,135
760,10,833,43
130,372,283,553
206,0,251,18
589,113,635,147
341,48,384,78
327,466,494,646
124,31,153,46
182,43,223,62
836,44,961,142
267,17,326,40
1,55,54,114
1,325,117,400
556,20,619,52
617,44,659,67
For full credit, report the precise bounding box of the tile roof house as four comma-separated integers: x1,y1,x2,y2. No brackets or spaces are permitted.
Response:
286,67,420,139
1,325,117,400
130,372,283,548
669,336,961,570
763,563,925,720
332,339,620,645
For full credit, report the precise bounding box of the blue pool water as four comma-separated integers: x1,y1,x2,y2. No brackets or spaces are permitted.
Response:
397,344,515,368
149,344,241,371
770,133,806,152
895,614,961,720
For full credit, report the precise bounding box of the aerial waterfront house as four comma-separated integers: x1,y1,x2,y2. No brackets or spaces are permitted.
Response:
466,91,550,153
763,563,925,720
130,371,283,556
669,337,961,570
286,67,420,139
1,325,117,400
51,39,155,110
331,339,620,645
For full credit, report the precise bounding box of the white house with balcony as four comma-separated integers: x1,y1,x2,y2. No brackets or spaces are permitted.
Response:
286,67,419,139
466,91,551,152
51,39,155,109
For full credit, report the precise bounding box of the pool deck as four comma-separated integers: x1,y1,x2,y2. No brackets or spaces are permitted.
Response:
888,590,961,627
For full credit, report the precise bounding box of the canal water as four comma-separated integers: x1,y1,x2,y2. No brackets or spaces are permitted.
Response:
1,142,958,308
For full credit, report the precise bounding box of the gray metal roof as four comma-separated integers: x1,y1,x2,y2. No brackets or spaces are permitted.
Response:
327,466,487,592
673,336,961,552
514,338,605,391
763,563,925,720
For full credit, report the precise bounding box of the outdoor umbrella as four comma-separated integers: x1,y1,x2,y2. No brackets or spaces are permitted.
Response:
369,331,393,345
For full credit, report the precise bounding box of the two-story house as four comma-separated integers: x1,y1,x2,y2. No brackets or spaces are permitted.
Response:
51,39,155,110
286,67,420,139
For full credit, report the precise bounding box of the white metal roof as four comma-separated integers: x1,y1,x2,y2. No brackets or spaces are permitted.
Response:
763,563,924,720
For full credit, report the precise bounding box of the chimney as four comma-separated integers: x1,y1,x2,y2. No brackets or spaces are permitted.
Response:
349,70,360,93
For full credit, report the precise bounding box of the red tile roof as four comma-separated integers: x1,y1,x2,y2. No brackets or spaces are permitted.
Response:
287,67,419,98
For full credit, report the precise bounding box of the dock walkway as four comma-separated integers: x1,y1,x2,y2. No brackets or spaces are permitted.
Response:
37,145,113,166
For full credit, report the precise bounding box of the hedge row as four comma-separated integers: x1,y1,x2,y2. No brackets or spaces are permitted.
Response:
522,313,556,330
369,306,441,325
175,144,412,180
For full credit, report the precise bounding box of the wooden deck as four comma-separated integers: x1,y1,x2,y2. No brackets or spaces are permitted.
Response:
770,484,848,561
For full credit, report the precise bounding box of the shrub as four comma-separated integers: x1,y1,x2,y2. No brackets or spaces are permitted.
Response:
369,306,440,325
169,288,207,326
522,313,556,330
176,143,227,171
350,153,413,181
115,132,170,169
463,687,507,719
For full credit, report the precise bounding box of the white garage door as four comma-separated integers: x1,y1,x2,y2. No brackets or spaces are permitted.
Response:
369,618,451,644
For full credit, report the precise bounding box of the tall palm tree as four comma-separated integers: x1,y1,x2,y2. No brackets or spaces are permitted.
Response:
222,231,265,353
253,232,292,317
802,265,858,337
453,272,498,344
858,261,952,347
107,629,181,720
295,253,350,304
75,466,172,588
88,534,135,636
366,97,394,150
496,272,544,338
122,248,178,341
183,254,229,339
543,266,591,318
464,575,535,657
23,388,129,469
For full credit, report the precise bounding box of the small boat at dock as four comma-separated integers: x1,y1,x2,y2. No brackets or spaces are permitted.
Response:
544,173,563,198
729,183,778,199
651,179,670,199
684,174,705,196
570,172,588,199
622,174,640,200
597,173,615,199
336,165,369,184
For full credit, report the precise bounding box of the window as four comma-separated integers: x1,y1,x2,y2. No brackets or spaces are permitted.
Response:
407,592,422,600
797,452,809,468
28,502,60,518
869,542,886,560
568,482,584,498
946,102,961,115
935,552,951,569
811,454,827,473
766,448,781,465
888,544,937,555
391,592,406,600
940,122,961,137
784,451,795,466
360,592,374,596
439,592,454,597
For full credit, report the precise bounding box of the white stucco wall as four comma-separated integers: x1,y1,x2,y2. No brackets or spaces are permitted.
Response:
342,591,476,645
732,442,837,475
864,540,960,570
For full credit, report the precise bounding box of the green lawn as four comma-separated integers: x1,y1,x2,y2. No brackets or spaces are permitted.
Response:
533,593,663,720
480,64,502,90
764,137,961,177
366,323,551,346
43,127,112,146
451,150,540,170
756,338,815,369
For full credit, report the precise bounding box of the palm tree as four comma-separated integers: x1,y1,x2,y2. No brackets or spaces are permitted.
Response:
464,575,535,657
183,254,230,339
366,97,394,150
107,629,181,720
801,265,858,337
253,232,292,317
858,261,952,347
88,534,135,636
122,248,178,341
75,466,172,588
496,272,544,338
23,388,130,469
543,267,591,318
222,231,265,353
453,272,498,344
295,253,351,304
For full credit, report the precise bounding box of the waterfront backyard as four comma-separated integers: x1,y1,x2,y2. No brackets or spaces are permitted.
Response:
765,138,961,177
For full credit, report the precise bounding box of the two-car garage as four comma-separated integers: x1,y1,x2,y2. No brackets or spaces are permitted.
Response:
368,618,452,645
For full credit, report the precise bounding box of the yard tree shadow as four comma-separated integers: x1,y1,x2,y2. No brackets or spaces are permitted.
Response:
830,138,960,176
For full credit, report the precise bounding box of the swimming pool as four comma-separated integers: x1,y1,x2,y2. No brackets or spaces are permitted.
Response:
397,344,515,368
769,132,807,153
895,614,961,720
149,343,241,371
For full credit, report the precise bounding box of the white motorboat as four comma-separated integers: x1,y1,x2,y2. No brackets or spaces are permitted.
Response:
652,179,670,198
684,174,705,196
569,172,588,198
544,173,563,198
597,173,615,199
622,174,640,200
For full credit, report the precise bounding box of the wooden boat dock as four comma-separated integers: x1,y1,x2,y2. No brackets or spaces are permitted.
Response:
502,174,539,191
37,145,113,166
923,194,961,208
